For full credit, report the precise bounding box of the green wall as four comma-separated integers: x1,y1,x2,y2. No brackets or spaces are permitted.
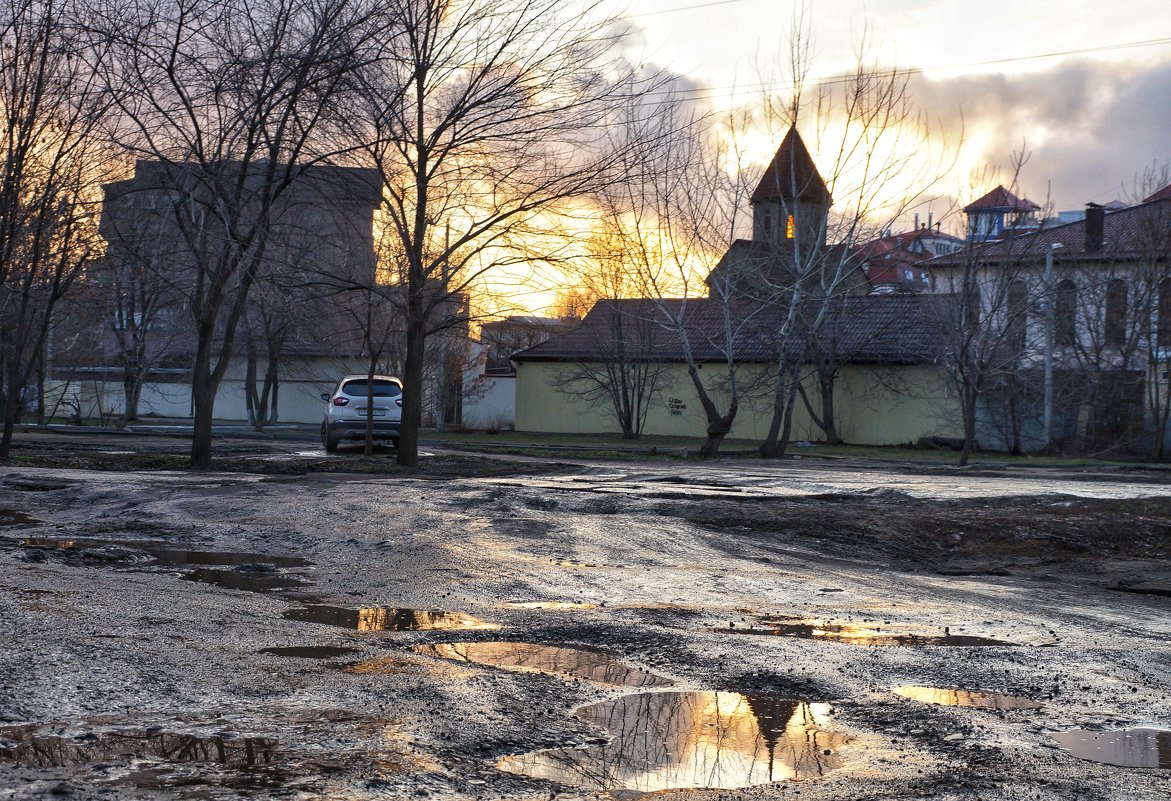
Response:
515,361,962,445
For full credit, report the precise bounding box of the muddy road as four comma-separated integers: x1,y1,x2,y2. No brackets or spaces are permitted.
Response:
2,439,1170,799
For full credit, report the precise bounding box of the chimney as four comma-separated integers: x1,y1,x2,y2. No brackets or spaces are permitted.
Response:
914,213,919,231
1085,203,1105,252
927,211,933,230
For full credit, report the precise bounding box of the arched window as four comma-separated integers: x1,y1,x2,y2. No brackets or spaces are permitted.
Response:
786,214,795,240
1105,279,1127,346
1055,279,1077,346
1007,280,1028,353
1158,277,1171,349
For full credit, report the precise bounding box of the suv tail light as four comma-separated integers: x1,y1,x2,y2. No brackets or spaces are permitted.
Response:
332,397,350,406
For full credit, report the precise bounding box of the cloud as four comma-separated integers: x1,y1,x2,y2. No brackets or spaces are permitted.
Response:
910,59,1171,209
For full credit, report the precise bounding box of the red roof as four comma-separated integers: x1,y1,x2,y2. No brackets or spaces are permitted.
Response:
750,126,831,206
1144,182,1171,203
962,185,1041,213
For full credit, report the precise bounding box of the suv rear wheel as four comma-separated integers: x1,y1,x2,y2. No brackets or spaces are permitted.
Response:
322,424,339,454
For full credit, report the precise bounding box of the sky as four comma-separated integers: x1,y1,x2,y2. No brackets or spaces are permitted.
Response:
617,0,1171,229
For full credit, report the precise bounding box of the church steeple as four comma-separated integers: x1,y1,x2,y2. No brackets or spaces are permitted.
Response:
751,126,831,250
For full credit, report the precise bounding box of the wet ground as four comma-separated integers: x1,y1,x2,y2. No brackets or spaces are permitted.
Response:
2,433,1170,799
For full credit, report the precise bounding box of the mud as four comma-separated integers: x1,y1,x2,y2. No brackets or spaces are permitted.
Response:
2,434,1170,799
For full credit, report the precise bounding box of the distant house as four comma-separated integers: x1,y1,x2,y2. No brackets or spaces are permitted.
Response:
855,221,964,293
460,315,577,430
929,186,1171,453
964,185,1042,242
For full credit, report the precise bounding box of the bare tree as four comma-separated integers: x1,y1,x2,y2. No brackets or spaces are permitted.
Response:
92,0,381,468
0,0,111,457
743,14,952,458
353,0,662,467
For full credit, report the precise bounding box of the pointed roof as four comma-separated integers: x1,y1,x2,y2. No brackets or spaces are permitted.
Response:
962,185,1040,213
750,126,831,206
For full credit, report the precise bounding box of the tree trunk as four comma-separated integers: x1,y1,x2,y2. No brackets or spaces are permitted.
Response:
190,333,218,470
245,344,258,428
959,383,977,466
818,365,840,445
397,317,427,468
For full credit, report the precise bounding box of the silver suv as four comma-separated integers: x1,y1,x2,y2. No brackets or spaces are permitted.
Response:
321,375,403,453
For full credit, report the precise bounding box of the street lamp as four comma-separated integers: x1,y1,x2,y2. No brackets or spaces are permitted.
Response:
1043,242,1064,449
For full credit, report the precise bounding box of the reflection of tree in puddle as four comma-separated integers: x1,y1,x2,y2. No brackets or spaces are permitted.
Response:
284,605,499,631
893,686,1043,709
498,691,851,791
0,726,277,768
1052,728,1171,768
416,643,672,687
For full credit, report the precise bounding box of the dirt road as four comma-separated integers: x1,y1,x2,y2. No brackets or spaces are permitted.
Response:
2,439,1169,799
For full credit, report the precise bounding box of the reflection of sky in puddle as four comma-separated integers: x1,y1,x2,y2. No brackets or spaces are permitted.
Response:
415,642,672,687
1052,728,1171,768
499,691,852,792
284,605,499,632
718,618,1010,647
0,725,277,768
501,601,597,610
893,686,1043,709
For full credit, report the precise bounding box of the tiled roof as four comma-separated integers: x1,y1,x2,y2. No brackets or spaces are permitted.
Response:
962,186,1041,213
930,196,1171,267
513,294,951,366
750,126,832,206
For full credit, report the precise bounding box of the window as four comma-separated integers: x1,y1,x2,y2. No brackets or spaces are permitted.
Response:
1007,280,1028,352
1159,277,1171,348
1105,279,1127,346
1055,279,1077,346
786,214,795,240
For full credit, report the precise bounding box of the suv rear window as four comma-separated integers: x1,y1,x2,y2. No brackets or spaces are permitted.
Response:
341,379,402,398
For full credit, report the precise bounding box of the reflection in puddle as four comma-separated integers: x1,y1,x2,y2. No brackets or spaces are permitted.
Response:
283,605,499,632
260,646,358,659
499,692,852,792
718,617,1010,647
182,568,310,594
893,686,1043,709
0,510,38,527
0,725,277,768
415,642,673,687
1052,728,1171,768
21,537,310,568
342,656,422,675
501,601,598,610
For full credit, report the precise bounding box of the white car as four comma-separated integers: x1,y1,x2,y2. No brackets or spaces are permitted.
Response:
321,375,403,453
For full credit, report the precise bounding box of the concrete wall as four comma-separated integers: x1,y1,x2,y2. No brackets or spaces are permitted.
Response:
50,357,369,425
515,361,963,445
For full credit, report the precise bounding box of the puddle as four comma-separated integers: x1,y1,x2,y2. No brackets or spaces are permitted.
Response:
21,537,309,568
283,605,499,632
341,656,422,675
717,617,1011,647
501,601,598,610
414,642,673,687
1052,728,1171,768
0,725,277,768
499,691,853,792
0,510,38,527
260,646,359,659
182,568,311,594
893,686,1043,709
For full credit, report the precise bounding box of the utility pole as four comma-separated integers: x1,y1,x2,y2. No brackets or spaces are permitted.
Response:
1043,242,1064,449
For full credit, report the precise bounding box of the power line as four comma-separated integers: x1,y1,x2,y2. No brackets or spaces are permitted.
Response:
639,34,1171,101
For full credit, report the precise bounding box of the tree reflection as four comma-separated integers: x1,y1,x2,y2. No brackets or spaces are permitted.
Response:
0,726,277,768
417,642,673,687
498,691,851,791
